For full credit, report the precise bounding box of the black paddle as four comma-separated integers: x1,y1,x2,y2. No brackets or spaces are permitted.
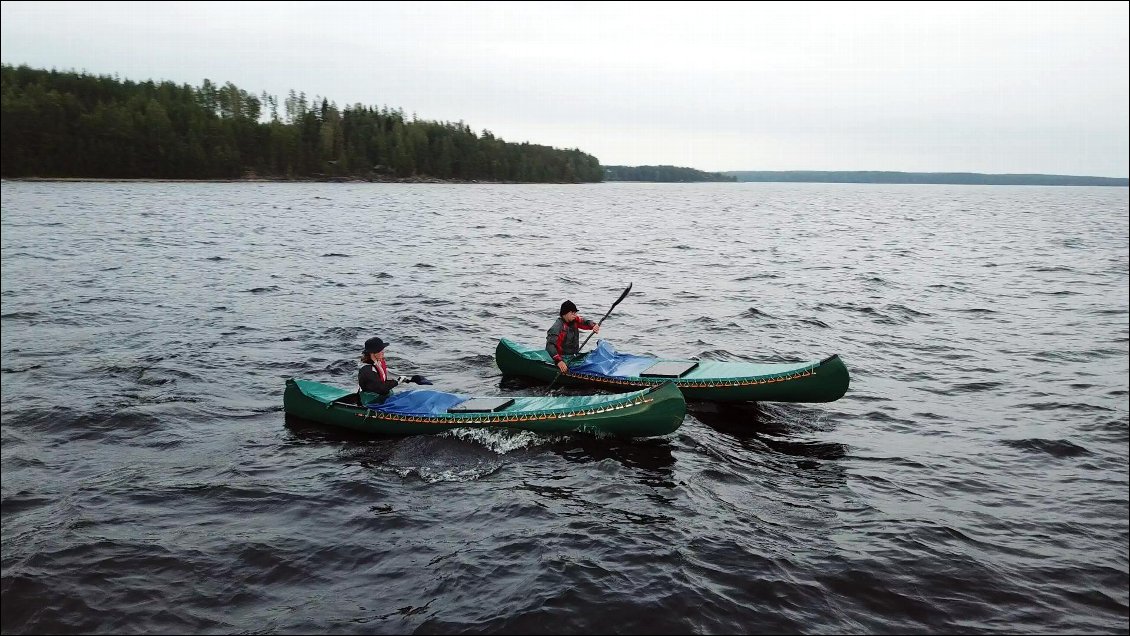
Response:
545,282,633,392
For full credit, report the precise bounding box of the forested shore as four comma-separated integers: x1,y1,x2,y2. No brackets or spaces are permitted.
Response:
1,65,602,183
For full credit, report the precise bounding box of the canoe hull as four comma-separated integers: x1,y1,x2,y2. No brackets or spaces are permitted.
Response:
495,339,849,403
283,378,686,437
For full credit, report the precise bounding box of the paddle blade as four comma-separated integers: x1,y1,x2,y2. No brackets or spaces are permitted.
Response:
610,282,633,310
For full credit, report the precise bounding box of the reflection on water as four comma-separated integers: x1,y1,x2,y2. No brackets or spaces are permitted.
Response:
285,413,383,442
689,401,848,465
553,436,677,488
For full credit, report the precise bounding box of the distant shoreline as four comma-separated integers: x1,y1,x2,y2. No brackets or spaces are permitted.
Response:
722,170,1128,187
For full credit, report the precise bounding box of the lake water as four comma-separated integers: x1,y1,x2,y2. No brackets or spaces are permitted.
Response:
2,181,1127,634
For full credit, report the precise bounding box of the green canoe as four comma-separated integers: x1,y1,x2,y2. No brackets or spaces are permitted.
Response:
283,378,686,437
495,338,849,403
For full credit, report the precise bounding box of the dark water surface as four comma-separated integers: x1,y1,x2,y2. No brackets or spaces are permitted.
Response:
2,181,1127,634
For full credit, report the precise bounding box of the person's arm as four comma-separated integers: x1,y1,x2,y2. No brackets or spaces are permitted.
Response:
372,377,400,394
359,365,400,394
579,315,599,332
546,320,566,362
546,320,569,372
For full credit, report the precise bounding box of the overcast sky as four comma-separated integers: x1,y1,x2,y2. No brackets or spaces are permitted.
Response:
2,1,1127,176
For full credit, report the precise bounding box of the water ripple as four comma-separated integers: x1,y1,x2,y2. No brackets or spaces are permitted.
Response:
1,181,1127,634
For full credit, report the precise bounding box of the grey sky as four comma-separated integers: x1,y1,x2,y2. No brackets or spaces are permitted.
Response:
2,0,1127,176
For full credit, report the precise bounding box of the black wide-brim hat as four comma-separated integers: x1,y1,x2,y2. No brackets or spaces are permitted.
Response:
363,337,388,354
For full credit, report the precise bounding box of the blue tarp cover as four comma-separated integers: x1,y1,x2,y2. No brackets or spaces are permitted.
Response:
569,340,657,378
366,390,468,415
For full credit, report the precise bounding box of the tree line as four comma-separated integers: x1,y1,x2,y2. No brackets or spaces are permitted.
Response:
0,64,603,182
603,165,737,182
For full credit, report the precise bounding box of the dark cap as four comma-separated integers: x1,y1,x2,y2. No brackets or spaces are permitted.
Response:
560,300,578,316
363,337,388,354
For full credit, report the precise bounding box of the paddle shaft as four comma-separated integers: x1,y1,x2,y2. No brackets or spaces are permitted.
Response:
575,314,609,354
546,283,632,392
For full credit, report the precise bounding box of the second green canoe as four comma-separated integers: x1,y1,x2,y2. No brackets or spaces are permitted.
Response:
496,338,849,403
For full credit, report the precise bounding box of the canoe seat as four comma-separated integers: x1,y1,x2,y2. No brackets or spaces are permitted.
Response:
640,361,699,377
332,393,363,406
448,397,516,413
